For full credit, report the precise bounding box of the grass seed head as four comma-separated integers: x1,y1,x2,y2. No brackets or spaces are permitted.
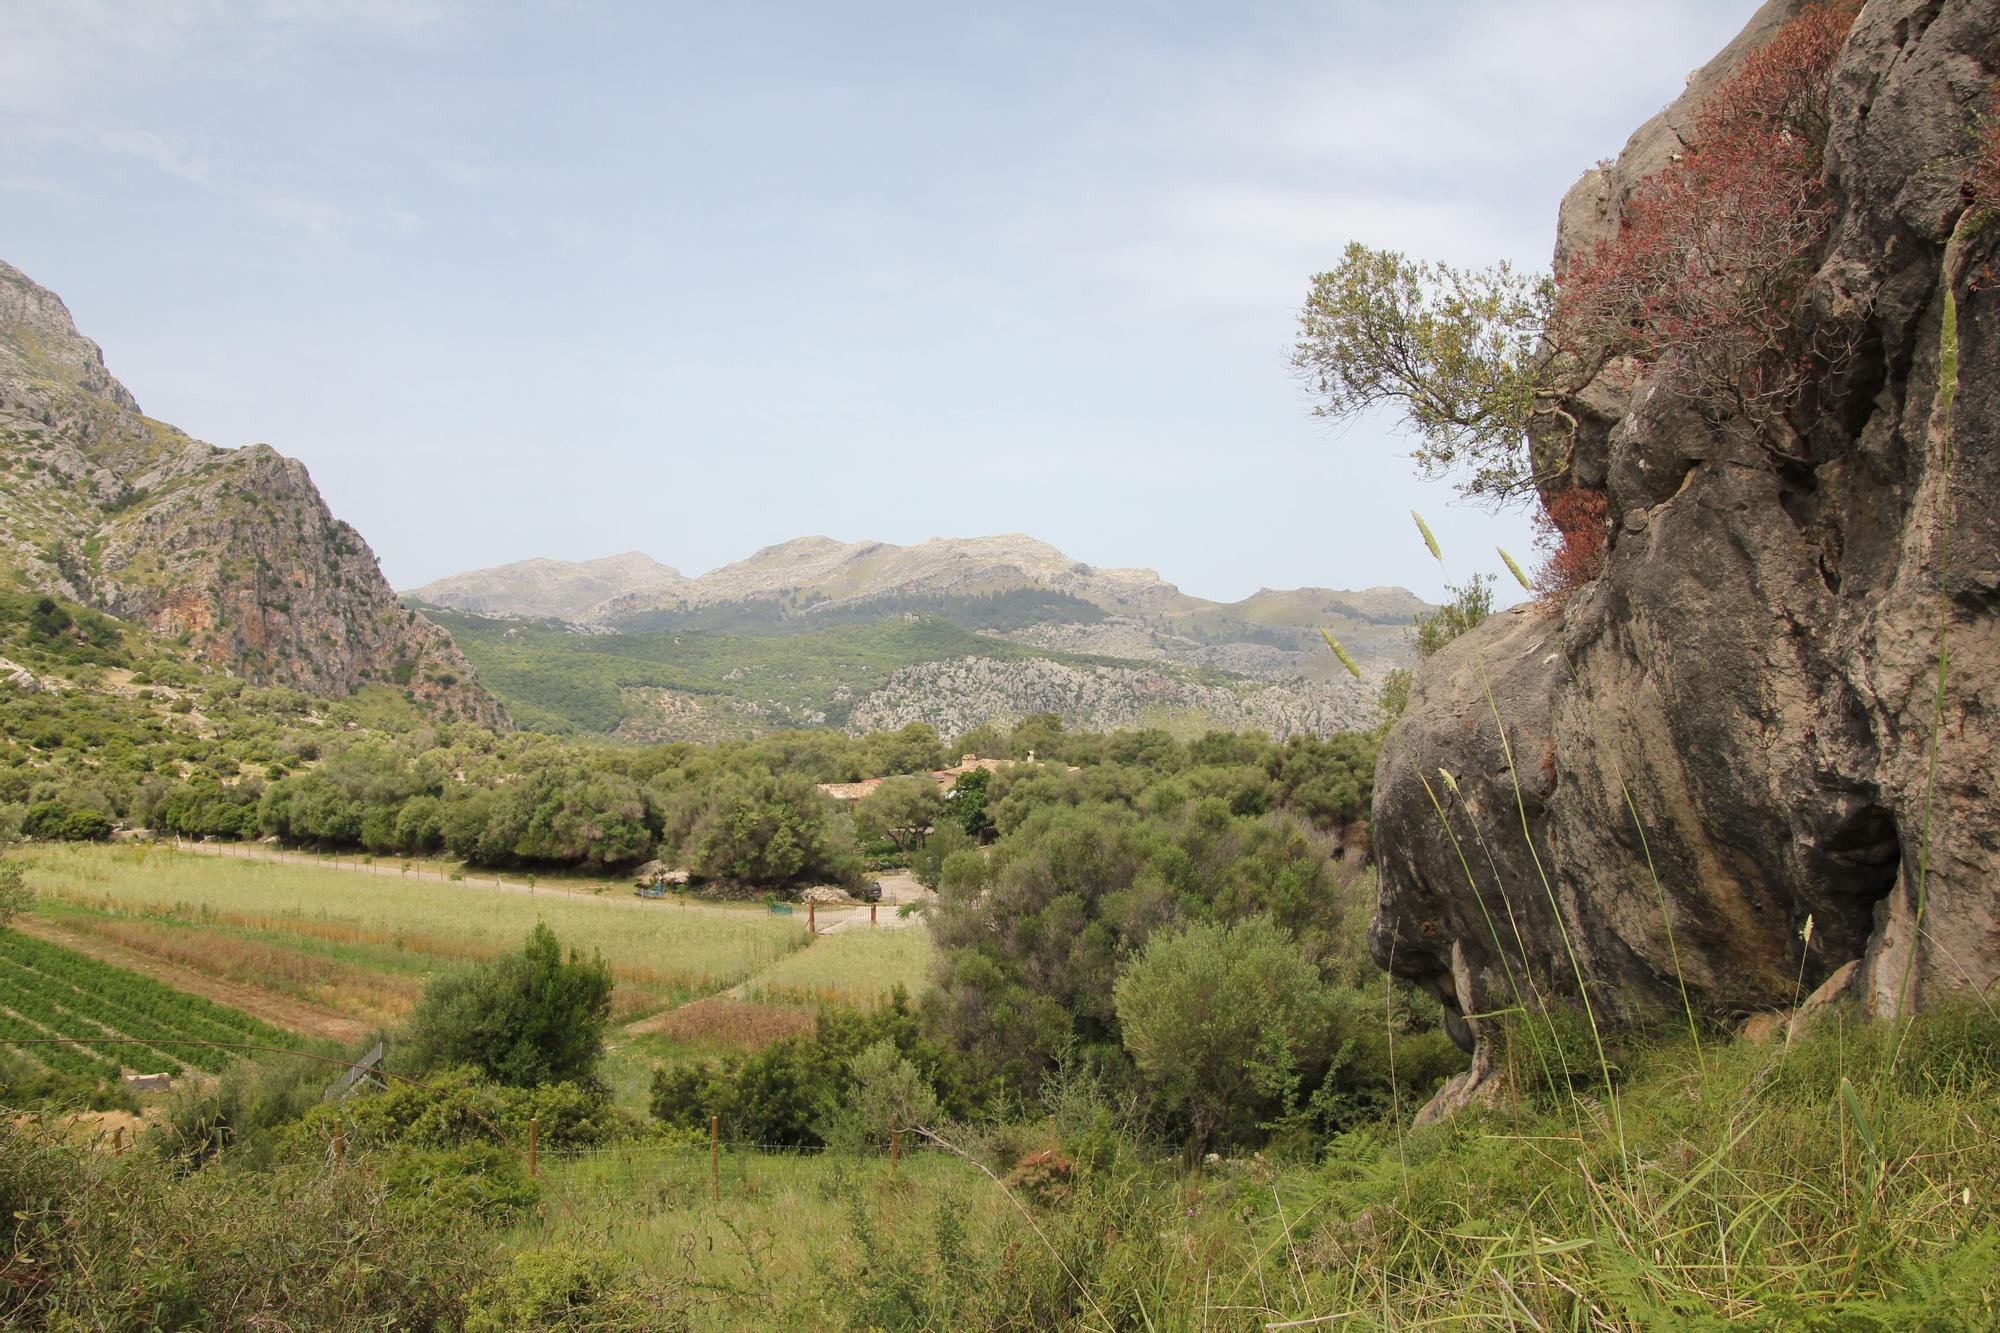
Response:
1321,629,1363,679
1413,510,1442,562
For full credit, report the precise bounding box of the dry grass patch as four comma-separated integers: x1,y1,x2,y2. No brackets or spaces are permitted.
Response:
630,997,818,1052
23,844,809,1000
58,916,421,1026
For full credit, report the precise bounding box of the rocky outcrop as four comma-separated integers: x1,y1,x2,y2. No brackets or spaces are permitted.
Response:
847,654,1379,740
1373,0,2000,1081
0,656,42,693
0,260,508,727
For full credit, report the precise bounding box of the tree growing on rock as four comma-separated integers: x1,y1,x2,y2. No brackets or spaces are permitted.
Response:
1295,2,1862,507
1293,245,1560,505
1412,574,1494,658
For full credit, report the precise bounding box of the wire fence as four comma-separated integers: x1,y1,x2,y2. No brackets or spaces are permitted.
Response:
2,1034,959,1220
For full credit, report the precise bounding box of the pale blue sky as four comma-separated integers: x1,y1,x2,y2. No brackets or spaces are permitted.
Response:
2,1,1754,602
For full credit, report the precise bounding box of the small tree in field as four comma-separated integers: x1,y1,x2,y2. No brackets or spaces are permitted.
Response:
0,861,31,929
405,923,613,1088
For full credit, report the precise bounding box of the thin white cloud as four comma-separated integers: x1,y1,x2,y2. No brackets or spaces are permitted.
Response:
1008,0,1746,319
0,173,85,200
0,1,467,112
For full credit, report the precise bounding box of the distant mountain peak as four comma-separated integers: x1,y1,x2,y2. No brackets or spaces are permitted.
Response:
404,551,689,622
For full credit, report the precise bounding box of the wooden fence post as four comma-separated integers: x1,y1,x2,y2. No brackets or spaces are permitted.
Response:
709,1115,720,1203
529,1116,538,1179
870,904,877,927
808,901,816,933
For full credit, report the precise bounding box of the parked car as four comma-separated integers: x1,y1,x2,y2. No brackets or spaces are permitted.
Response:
857,879,883,903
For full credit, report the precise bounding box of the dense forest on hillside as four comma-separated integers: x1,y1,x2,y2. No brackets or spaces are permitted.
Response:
420,607,1154,735
0,591,1377,881
598,586,1113,635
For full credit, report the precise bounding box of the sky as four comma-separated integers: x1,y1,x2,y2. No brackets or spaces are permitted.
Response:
2,0,1758,604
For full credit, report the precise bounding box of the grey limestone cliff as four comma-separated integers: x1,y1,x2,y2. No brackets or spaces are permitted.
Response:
1370,0,2000,1114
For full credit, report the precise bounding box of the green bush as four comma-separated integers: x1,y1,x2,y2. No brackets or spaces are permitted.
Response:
0,859,28,928
1114,916,1333,1156
0,1118,484,1329
403,923,614,1089
20,801,112,841
291,1066,613,1155
466,1244,687,1332
650,992,977,1147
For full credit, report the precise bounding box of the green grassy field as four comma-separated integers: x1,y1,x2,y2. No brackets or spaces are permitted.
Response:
742,927,936,1008
506,1002,2000,1329
515,1140,1010,1327
22,844,810,1017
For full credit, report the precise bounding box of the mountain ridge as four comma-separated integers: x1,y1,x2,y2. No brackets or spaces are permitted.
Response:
408,537,1429,743
405,534,1424,632
406,551,688,622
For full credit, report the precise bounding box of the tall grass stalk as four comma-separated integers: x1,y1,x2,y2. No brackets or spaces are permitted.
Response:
1410,512,1628,1175
1418,771,1579,1115
1507,539,1704,1068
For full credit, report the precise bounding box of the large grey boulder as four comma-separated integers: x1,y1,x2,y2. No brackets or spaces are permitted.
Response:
1373,0,2000,1103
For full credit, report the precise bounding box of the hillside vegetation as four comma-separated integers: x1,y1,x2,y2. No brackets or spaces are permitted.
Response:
428,605,1388,741
406,535,1421,743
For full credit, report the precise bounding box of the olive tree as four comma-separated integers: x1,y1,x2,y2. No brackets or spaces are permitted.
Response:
1293,243,1561,505
853,775,943,854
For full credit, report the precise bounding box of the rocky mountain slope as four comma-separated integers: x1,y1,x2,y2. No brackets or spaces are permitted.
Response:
1372,0,1999,1107
406,552,687,622
0,261,508,727
410,537,1427,742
